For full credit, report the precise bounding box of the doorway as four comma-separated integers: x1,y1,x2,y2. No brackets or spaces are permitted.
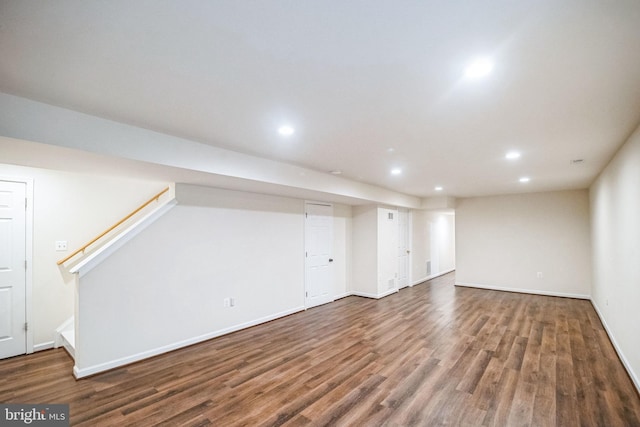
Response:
304,202,333,308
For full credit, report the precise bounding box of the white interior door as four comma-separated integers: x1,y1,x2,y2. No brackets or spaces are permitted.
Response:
0,181,27,359
305,202,333,308
397,209,410,289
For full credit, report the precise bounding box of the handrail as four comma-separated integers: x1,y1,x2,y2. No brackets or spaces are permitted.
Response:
57,187,170,265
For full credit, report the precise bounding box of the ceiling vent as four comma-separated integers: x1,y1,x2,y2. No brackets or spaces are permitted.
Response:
570,159,585,165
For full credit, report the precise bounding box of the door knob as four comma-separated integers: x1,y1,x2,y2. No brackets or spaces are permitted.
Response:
406,250,411,254
329,258,334,262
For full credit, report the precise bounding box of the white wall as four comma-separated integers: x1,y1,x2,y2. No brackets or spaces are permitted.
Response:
351,205,400,298
377,206,398,294
0,163,168,349
456,190,591,298
590,124,640,391
410,210,456,284
333,204,352,298
429,211,456,276
75,184,353,375
352,205,378,296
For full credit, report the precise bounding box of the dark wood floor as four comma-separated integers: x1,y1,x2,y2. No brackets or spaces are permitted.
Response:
1,272,639,426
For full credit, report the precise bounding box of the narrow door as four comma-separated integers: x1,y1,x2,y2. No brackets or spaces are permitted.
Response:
397,209,410,289
305,203,333,308
0,181,27,359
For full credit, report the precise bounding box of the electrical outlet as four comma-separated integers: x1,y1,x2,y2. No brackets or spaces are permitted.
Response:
55,241,68,251
229,297,235,307
536,272,543,279
223,298,230,307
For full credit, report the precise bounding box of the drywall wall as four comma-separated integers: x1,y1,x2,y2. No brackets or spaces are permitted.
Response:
0,162,169,349
410,210,456,284
429,211,456,276
377,206,398,294
351,205,401,298
351,205,378,296
333,204,352,298
74,184,352,375
456,190,591,297
411,210,430,281
590,124,640,391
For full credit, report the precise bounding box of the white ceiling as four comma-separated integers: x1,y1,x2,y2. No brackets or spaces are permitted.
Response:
2,0,640,198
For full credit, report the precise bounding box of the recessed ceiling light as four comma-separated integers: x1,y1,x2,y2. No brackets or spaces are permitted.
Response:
391,168,402,175
387,147,395,153
465,58,494,79
519,177,530,183
278,125,295,136
505,151,521,160
330,170,342,175
435,186,443,191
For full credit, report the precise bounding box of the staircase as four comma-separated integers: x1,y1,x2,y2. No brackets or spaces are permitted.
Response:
54,186,176,372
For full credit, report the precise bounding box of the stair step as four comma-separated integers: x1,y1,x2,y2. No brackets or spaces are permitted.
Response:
61,329,75,348
60,329,75,359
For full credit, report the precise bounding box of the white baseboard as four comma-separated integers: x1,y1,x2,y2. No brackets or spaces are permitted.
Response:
454,281,590,300
34,341,54,352
590,299,640,394
351,288,398,300
411,268,456,286
73,306,305,379
377,288,398,299
340,270,457,299
333,292,351,300
350,291,378,299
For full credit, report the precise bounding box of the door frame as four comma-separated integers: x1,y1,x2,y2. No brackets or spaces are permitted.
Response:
397,208,412,289
1,176,34,354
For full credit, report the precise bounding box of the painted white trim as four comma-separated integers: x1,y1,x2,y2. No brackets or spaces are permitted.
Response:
590,299,640,394
333,292,351,300
408,209,413,287
454,281,590,300
54,316,74,348
60,330,75,359
0,176,34,354
396,208,411,289
73,306,305,379
25,179,33,354
33,341,54,352
70,199,177,276
411,268,456,286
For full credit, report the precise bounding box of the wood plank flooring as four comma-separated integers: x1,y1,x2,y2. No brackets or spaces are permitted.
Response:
1,272,639,426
